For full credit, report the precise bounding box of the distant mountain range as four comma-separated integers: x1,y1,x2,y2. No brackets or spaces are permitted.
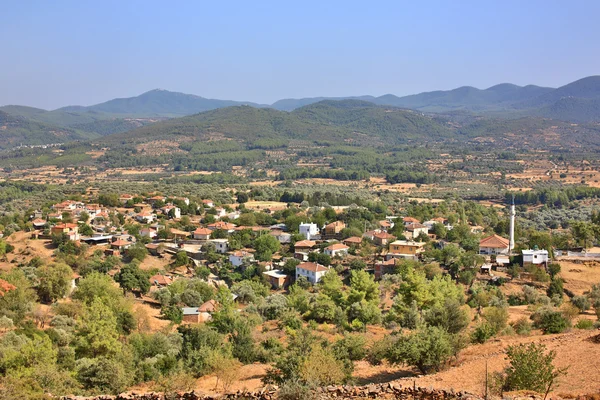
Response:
1,76,600,150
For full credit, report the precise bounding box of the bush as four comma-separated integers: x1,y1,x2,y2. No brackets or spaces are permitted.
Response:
574,319,594,330
482,306,508,334
278,380,314,400
571,295,591,313
533,308,570,334
471,323,495,344
547,263,561,278
495,343,565,393
547,278,564,298
387,326,456,374
333,333,367,361
511,318,532,336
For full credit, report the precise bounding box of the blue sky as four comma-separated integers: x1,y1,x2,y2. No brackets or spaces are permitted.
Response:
1,0,599,109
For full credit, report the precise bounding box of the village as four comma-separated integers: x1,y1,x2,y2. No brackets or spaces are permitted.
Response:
1,187,600,398
30,193,555,320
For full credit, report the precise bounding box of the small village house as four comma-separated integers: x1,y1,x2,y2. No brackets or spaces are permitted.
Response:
193,227,212,240
229,250,255,267
324,221,345,236
343,236,362,247
211,238,229,253
299,223,319,240
386,240,426,260
263,269,290,289
404,223,429,240
522,248,549,267
296,262,329,284
373,231,396,246
51,223,80,241
323,243,349,257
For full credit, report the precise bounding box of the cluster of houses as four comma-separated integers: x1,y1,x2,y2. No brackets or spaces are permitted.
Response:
27,193,555,324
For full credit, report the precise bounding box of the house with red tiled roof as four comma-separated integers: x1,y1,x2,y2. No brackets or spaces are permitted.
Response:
51,223,80,241
201,199,215,208
193,227,212,240
373,231,396,246
324,221,346,235
479,234,510,255
343,236,363,247
207,221,236,232
111,239,132,251
324,243,349,257
296,262,329,284
32,219,47,229
402,216,421,226
374,258,397,279
379,220,393,230
149,274,174,287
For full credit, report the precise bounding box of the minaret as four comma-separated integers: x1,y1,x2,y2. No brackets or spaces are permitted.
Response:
509,195,515,253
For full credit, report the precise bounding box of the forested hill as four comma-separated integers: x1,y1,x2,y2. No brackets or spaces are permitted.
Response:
101,100,453,147
0,110,98,150
57,89,267,117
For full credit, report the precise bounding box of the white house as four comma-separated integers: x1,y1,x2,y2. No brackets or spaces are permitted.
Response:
323,243,349,257
522,249,549,266
136,211,156,224
229,250,255,267
211,238,229,254
404,223,429,240
296,262,329,284
202,199,215,208
299,223,319,240
161,205,181,219
140,227,158,239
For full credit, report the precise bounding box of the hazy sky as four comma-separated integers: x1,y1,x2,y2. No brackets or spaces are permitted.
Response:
2,0,599,109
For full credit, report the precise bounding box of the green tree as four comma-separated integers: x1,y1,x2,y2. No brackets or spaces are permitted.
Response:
496,343,566,393
125,242,148,262
77,298,121,357
115,262,151,294
36,263,73,303
387,325,456,374
254,234,281,261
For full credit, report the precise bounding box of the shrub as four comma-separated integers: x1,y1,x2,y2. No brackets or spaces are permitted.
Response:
511,318,532,336
482,306,508,334
495,343,566,393
471,323,495,344
574,319,594,330
366,336,393,365
546,278,564,298
387,326,455,374
332,333,367,361
571,295,591,313
547,263,561,278
278,380,314,400
534,308,570,334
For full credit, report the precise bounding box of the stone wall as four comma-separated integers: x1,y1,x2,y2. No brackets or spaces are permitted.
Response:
60,383,483,400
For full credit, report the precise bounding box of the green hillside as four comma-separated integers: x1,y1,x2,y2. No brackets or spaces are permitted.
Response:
103,100,452,147
0,111,99,150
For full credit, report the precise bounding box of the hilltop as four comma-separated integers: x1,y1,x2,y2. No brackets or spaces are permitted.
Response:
57,89,267,117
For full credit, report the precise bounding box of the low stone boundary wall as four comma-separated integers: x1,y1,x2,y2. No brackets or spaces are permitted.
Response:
60,384,482,400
